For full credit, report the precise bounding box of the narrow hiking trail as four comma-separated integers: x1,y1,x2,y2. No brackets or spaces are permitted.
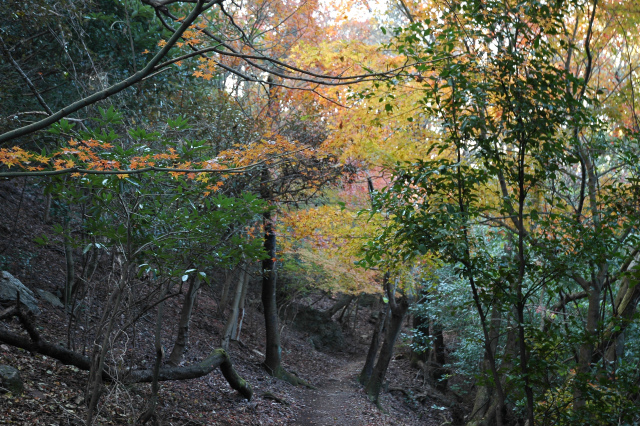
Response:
290,355,433,426
294,358,368,426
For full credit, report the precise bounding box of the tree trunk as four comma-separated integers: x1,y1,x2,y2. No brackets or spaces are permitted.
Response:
0,309,252,400
360,297,389,385
352,295,360,332
262,209,283,375
43,190,52,223
603,263,640,365
467,304,503,426
574,283,601,411
325,294,355,318
363,279,409,405
63,219,75,310
138,283,168,424
232,269,250,341
337,296,353,323
259,208,307,386
222,266,246,351
168,274,202,366
430,318,447,391
218,267,236,317
86,263,127,424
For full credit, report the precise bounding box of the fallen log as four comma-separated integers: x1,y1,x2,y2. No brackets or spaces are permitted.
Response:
0,307,252,400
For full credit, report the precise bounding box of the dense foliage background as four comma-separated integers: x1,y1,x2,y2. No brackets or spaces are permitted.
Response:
2,0,640,425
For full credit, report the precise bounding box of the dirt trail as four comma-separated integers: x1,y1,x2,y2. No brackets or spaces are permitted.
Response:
293,357,376,426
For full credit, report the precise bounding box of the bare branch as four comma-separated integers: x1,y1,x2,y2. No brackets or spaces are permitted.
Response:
0,0,217,145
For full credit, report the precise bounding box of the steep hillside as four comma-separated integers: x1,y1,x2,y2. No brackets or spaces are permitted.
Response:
0,179,454,425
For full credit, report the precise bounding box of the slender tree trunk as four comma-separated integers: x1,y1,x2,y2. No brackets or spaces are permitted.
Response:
63,219,75,310
222,266,246,351
138,283,168,424
218,268,236,317
352,295,360,332
602,262,640,364
337,297,353,323
232,270,250,341
574,283,601,411
168,275,201,366
430,318,447,391
86,260,128,424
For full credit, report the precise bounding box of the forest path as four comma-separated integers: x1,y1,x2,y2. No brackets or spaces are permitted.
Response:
292,357,375,426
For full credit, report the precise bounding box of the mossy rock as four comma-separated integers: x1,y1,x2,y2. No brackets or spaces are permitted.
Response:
0,365,24,395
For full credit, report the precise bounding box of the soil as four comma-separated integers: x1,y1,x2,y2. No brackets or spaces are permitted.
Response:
0,179,456,425
294,357,384,426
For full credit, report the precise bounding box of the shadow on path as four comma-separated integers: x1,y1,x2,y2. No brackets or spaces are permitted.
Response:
293,358,374,426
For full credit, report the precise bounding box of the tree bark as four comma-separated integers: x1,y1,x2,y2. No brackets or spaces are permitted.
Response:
232,269,250,341
262,208,283,375
360,297,388,385
0,318,252,399
467,303,503,426
574,281,601,411
325,294,355,318
138,283,168,424
63,218,75,309
258,207,307,386
222,266,246,351
363,278,409,405
430,318,447,391
168,275,202,366
218,267,236,317
86,266,126,424
602,264,640,364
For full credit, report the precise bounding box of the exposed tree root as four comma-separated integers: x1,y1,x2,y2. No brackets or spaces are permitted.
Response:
265,364,315,389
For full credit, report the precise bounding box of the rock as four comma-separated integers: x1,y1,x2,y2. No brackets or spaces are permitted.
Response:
0,365,24,394
0,271,40,315
36,289,64,308
283,303,344,351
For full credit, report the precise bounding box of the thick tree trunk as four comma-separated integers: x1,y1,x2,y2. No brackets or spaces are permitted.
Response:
259,208,307,386
262,209,282,376
363,279,409,405
360,299,388,385
168,275,202,366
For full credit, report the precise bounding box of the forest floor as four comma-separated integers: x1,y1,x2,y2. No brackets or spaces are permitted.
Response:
0,179,459,425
